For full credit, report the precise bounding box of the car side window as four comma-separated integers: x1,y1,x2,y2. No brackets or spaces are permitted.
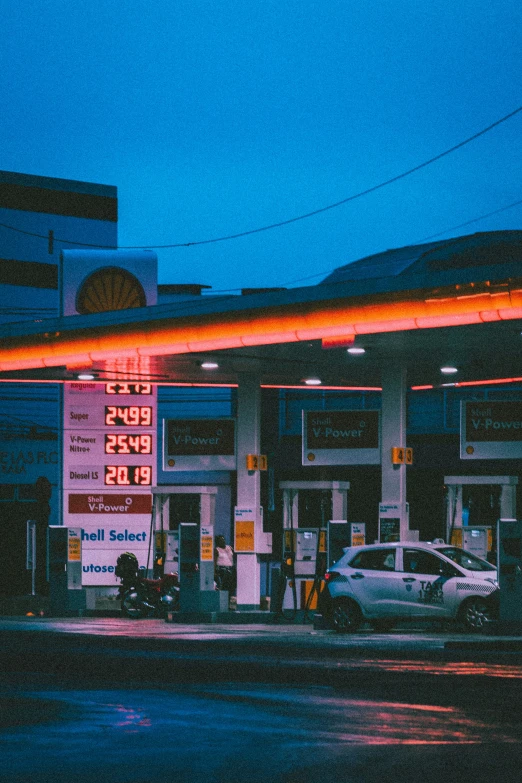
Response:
403,549,445,576
349,548,396,571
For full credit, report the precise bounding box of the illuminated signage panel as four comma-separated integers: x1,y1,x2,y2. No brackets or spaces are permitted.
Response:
461,401,522,458
163,418,236,470
302,410,381,465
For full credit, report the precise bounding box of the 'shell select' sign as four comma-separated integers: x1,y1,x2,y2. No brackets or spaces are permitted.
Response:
303,410,381,465
163,419,236,471
461,401,522,459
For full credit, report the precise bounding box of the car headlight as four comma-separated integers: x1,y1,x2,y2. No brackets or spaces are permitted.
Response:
485,578,499,587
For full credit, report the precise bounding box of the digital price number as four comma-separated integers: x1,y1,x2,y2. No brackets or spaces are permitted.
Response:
105,383,152,395
105,406,152,427
105,434,153,455
104,465,152,486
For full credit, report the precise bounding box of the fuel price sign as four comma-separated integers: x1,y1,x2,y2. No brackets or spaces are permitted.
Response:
105,406,153,427
105,434,153,454
105,465,153,486
63,382,157,585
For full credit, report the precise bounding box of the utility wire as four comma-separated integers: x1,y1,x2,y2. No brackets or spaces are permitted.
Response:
1,194,520,307
0,105,520,251
415,197,522,242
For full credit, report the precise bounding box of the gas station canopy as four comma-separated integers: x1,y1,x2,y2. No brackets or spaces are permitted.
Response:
1,230,522,389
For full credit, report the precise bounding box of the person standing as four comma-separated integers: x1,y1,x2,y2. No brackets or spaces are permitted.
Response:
214,535,235,593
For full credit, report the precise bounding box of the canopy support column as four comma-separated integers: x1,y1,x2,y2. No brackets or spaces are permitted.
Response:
235,373,262,610
380,363,410,541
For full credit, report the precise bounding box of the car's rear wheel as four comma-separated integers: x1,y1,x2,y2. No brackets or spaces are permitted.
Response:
331,597,362,633
370,619,395,633
459,596,496,633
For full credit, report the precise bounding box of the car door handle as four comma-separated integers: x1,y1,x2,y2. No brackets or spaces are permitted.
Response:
402,577,416,582
350,573,364,579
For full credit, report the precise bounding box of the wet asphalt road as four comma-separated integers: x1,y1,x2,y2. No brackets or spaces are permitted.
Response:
1,618,522,782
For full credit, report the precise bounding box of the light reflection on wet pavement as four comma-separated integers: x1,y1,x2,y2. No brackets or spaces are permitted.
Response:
1,676,522,783
3,619,522,780
341,659,522,678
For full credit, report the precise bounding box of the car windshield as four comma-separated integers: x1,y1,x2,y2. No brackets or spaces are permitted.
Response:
435,546,496,572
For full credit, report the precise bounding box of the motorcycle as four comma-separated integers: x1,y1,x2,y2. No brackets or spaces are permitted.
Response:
115,552,180,619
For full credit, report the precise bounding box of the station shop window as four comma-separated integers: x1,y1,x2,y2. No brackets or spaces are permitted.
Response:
18,484,36,501
168,494,201,530
0,485,15,501
297,489,332,528
407,390,445,433
0,485,36,501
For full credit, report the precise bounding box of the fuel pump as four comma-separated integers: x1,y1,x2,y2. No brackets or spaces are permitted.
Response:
303,528,328,619
445,476,517,561
277,481,350,618
497,518,522,633
327,520,351,568
280,527,322,614
279,527,297,616
178,523,228,614
47,526,86,615
164,530,179,574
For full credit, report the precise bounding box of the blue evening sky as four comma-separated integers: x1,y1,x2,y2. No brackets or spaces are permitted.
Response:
1,1,520,291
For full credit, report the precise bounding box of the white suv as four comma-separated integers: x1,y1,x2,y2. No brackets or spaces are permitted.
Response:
322,542,498,633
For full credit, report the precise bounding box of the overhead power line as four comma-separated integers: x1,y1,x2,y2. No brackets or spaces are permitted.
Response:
0,105,520,251
416,197,522,242
278,195,522,287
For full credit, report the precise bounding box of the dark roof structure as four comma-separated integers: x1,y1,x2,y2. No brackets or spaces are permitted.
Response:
321,231,522,284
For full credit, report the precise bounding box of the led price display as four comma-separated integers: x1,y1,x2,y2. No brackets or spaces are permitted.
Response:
105,434,153,455
105,465,152,486
105,383,152,395
105,406,153,427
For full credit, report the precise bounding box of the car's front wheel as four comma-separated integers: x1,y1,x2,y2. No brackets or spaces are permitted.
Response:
459,596,496,633
331,597,362,633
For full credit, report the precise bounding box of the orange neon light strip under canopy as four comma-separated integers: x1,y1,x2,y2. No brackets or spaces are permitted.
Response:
1,281,522,371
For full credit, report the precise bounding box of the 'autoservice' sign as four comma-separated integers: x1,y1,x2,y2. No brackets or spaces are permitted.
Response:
461,401,522,459
303,410,381,465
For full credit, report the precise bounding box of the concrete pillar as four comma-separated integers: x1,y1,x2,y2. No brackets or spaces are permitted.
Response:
380,364,409,539
235,374,262,610
332,487,348,520
501,483,517,519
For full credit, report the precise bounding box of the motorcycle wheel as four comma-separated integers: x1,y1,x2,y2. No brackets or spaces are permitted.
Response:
121,588,148,619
